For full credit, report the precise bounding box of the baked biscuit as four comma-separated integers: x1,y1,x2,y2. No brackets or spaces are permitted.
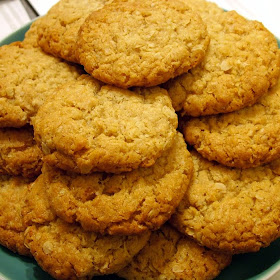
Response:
118,224,232,280
171,151,280,254
37,0,113,62
0,175,33,256
77,0,209,88
22,175,56,227
22,17,45,48
42,133,193,235
0,126,43,178
0,43,82,127
166,8,280,116
33,75,178,174
182,0,224,21
23,175,150,279
182,78,280,169
25,218,150,280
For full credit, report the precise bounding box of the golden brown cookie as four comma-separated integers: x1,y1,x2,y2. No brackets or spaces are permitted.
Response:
118,224,232,280
22,17,45,48
0,126,43,178
170,151,280,254
182,0,224,21
22,175,56,227
0,175,33,256
182,78,280,169
42,132,193,235
76,0,209,88
33,75,178,174
23,174,150,279
37,0,113,62
0,43,82,128
166,7,280,116
24,218,150,280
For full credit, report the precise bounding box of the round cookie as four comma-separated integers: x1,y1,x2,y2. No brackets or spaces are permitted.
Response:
24,218,151,280
23,175,150,279
0,175,33,256
0,126,43,178
42,132,194,235
182,78,280,169
170,151,280,254
118,224,232,280
33,75,178,174
76,0,210,88
166,8,280,116
0,43,82,128
37,0,113,62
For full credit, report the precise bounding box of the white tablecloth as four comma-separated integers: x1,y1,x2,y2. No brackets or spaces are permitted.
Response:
0,0,30,40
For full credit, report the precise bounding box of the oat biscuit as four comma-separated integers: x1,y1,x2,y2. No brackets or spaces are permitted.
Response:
182,78,280,169
76,0,209,88
23,175,150,279
25,218,150,280
0,175,33,256
182,0,224,21
37,0,113,62
0,44,82,127
22,17,45,48
22,175,56,227
166,9,280,116
118,224,232,280
33,75,178,174
171,151,280,254
0,126,43,178
42,133,193,235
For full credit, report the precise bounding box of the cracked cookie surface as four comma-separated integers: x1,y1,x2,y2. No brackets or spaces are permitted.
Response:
0,43,82,127
171,151,280,254
166,6,280,116
37,0,113,62
33,75,178,174
25,218,150,280
183,78,280,168
118,224,231,280
42,133,193,235
77,0,209,88
23,175,150,280
0,175,34,256
22,17,45,48
0,126,43,178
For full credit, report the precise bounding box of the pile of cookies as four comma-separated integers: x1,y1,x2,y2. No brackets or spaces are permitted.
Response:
0,0,280,279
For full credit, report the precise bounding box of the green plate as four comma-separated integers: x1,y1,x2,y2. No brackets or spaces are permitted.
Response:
1,21,280,280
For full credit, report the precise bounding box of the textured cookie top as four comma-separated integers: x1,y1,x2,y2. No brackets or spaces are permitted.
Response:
167,9,280,116
0,126,43,178
25,218,150,280
22,17,45,48
37,0,113,62
23,175,150,279
118,224,231,280
42,133,193,235
0,44,82,128
0,175,33,256
171,151,280,254
183,78,280,169
182,0,224,21
33,75,178,174
22,175,56,227
76,0,209,88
